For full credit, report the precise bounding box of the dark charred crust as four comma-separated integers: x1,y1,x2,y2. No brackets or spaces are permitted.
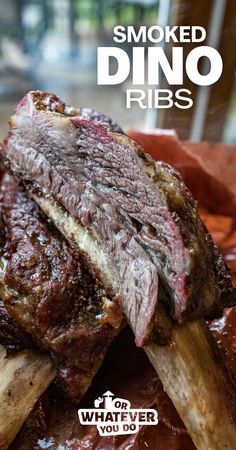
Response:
0,173,120,401
32,91,66,114
0,300,33,353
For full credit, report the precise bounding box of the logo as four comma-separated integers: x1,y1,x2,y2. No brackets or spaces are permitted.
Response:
78,391,158,436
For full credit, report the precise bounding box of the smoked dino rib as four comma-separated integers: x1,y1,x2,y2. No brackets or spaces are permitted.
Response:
1,91,236,449
1,91,235,346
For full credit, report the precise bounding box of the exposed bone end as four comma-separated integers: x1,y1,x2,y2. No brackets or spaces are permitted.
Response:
146,319,236,450
0,349,55,450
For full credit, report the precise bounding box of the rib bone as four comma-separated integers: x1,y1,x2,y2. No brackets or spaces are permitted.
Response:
0,349,55,450
146,319,236,450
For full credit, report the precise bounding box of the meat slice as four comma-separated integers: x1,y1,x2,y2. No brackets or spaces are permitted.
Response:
0,173,121,401
1,91,235,346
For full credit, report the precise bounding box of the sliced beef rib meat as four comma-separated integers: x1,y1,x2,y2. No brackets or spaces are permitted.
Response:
0,172,121,401
1,91,234,346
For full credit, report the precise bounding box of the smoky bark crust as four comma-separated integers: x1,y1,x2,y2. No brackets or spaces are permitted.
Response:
1,91,235,346
0,172,120,402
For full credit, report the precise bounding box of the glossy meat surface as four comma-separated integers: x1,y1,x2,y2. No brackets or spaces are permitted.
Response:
0,172,120,401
